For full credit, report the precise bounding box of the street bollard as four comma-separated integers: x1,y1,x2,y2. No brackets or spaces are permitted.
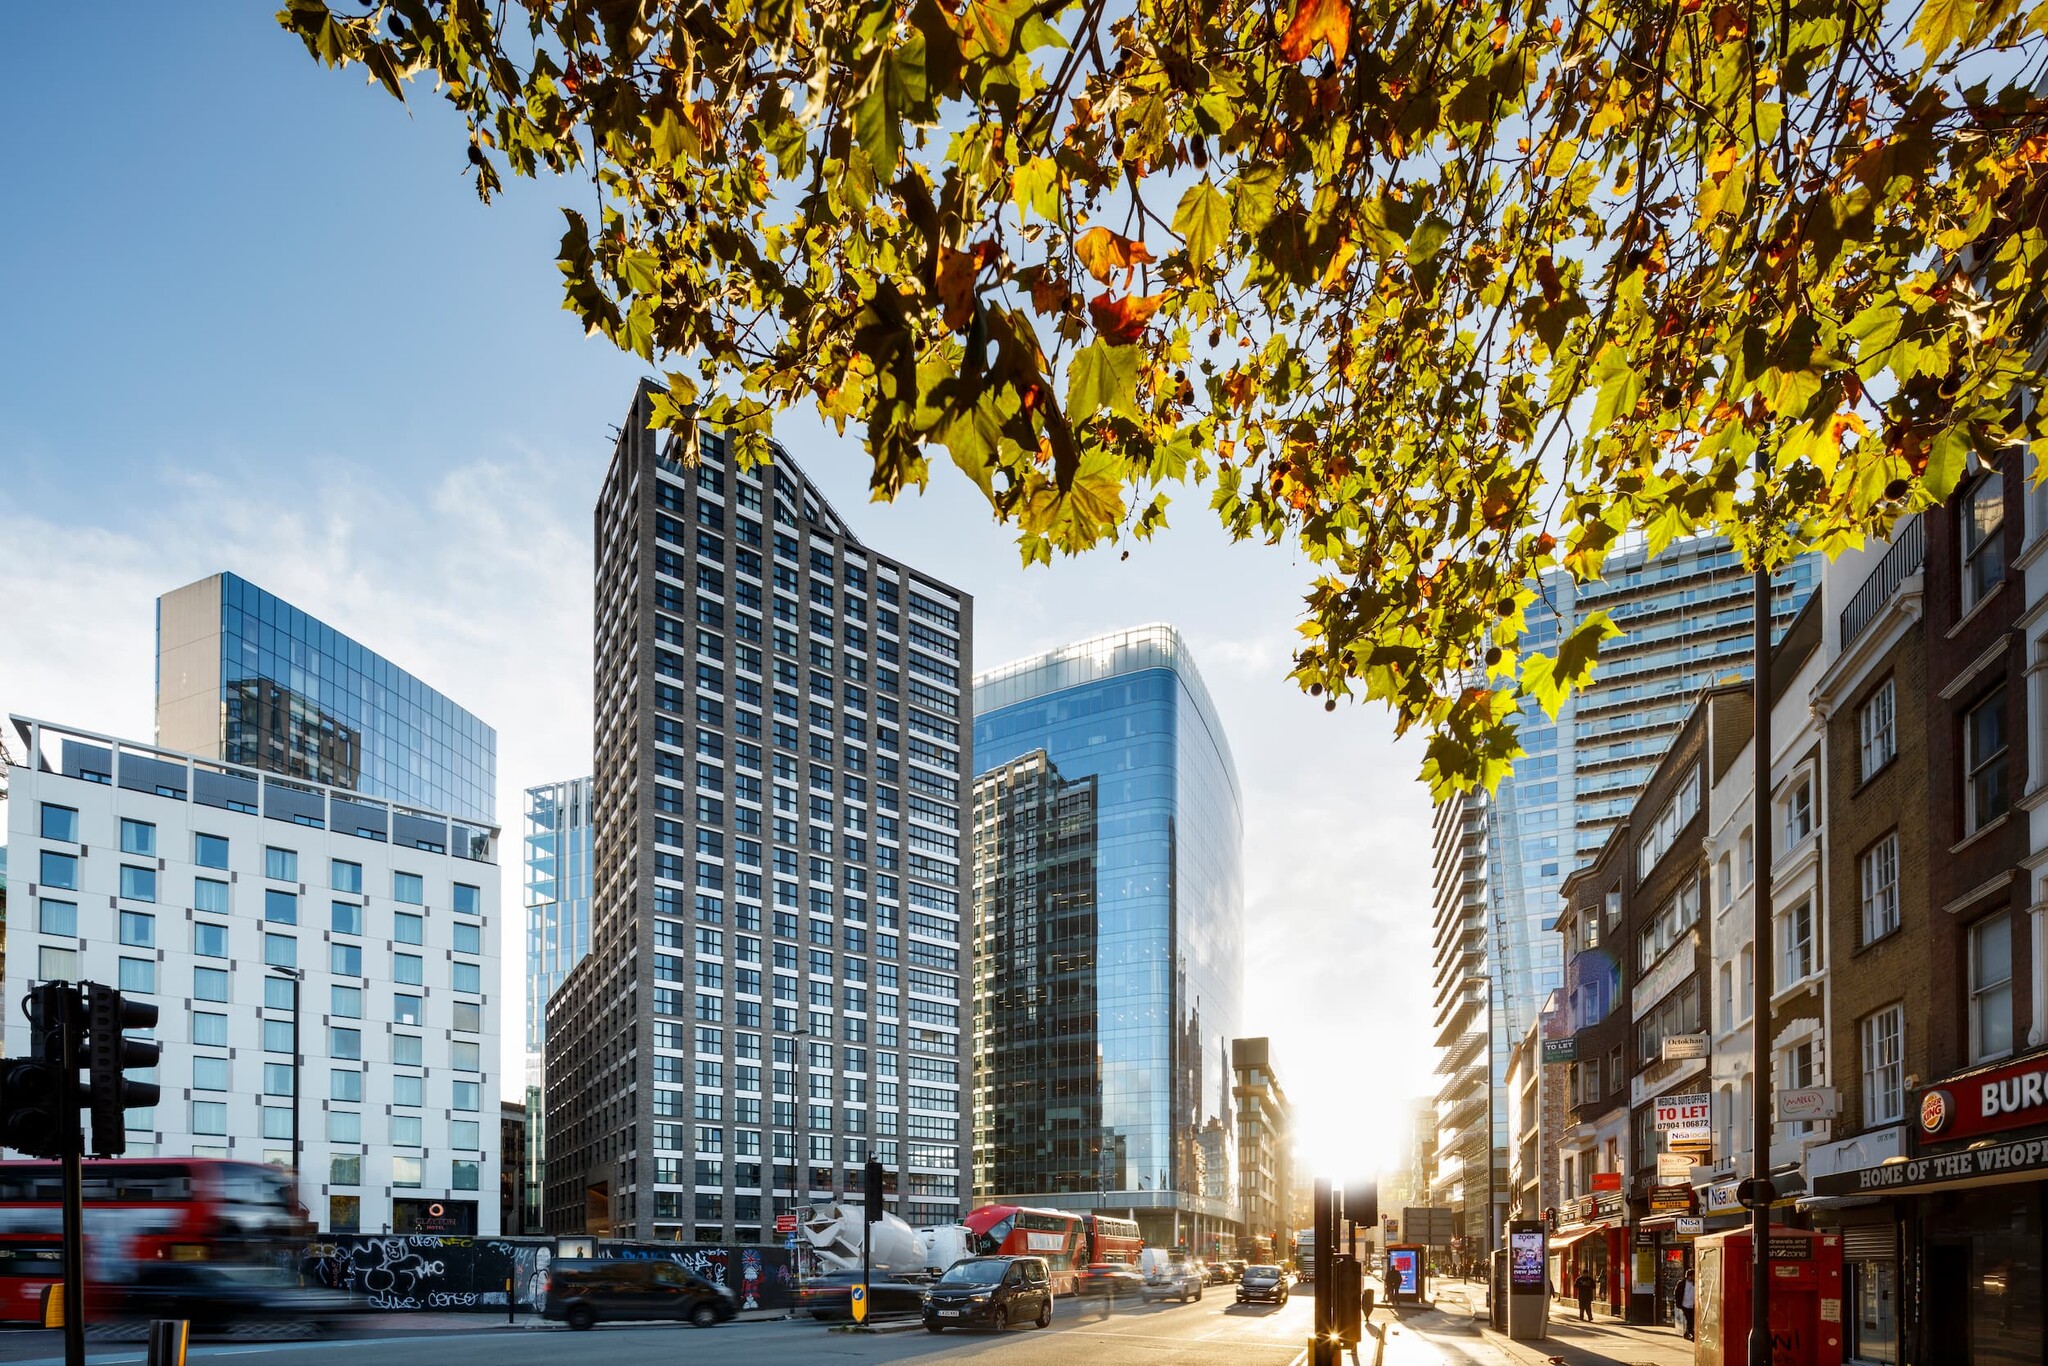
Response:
146,1319,189,1366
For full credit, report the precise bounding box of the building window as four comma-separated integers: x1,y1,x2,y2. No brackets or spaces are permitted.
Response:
195,879,230,915
192,1102,228,1136
1860,833,1900,944
118,911,155,949
39,899,77,937
392,1156,423,1189
1739,946,1755,1021
1636,766,1702,879
265,890,298,925
394,994,423,1026
194,833,229,869
193,1013,228,1047
1783,778,1814,848
394,872,424,905
1717,855,1734,912
452,1161,481,1191
40,804,79,842
332,986,362,1018
1965,689,2009,833
1861,1006,1904,1127
193,1057,229,1092
330,1196,361,1232
395,913,424,945
193,922,227,958
120,865,157,903
451,1120,481,1150
331,943,362,977
1962,470,2005,610
119,820,156,858
394,954,424,987
331,1069,363,1102
1970,913,2014,1062
1779,899,1816,984
393,1075,423,1107
330,1028,362,1060
331,860,362,894
453,1041,482,1073
392,1116,424,1150
453,883,481,915
1718,963,1734,1031
331,902,362,936
265,847,298,882
1739,828,1754,887
193,967,229,1002
38,947,78,982
264,934,297,969
329,1111,362,1143
39,851,78,891
1859,679,1897,781
393,1035,424,1067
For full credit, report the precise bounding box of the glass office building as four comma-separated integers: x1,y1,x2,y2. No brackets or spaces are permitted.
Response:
156,572,496,826
1428,537,1817,1251
523,775,595,1233
972,625,1245,1254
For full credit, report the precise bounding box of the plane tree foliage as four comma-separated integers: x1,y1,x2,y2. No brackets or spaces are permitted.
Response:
279,0,2048,794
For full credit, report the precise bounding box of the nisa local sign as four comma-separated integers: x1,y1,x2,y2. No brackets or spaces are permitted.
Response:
1913,1048,2048,1145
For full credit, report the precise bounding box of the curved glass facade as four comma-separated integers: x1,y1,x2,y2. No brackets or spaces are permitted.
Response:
973,625,1244,1232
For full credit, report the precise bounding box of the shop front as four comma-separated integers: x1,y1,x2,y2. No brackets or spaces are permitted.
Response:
1812,1049,2048,1366
1552,1190,1626,1315
1803,1128,1908,1365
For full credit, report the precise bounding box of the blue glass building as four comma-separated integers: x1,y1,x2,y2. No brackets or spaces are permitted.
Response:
972,624,1245,1253
156,572,496,825
523,774,594,1233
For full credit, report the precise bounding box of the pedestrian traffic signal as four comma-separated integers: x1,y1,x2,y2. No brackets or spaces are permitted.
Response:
84,984,160,1158
0,1059,70,1159
1342,1180,1378,1229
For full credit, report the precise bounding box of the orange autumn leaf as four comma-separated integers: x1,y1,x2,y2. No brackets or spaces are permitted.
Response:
935,246,981,331
1074,226,1157,284
1088,290,1165,344
1278,0,1351,66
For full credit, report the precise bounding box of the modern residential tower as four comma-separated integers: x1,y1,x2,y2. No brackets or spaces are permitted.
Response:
543,383,973,1241
971,625,1245,1256
1428,538,1817,1254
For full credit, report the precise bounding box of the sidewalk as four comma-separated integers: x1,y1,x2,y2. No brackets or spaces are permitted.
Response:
1426,1279,1696,1366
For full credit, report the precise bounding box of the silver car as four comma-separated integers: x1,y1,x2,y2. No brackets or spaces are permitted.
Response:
1142,1261,1204,1303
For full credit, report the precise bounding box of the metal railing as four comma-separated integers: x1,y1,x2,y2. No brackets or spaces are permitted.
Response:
1839,515,1925,648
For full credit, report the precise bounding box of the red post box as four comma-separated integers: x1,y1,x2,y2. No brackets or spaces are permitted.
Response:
1693,1228,1843,1366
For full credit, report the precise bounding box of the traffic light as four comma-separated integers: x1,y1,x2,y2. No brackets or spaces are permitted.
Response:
0,1058,70,1159
862,1158,884,1221
84,984,159,1158
1342,1180,1378,1230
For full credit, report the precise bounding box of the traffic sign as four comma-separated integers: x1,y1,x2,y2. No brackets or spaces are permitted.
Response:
851,1283,868,1323
775,1212,799,1233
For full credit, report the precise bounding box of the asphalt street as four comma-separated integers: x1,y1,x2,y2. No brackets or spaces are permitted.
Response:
0,1290,1323,1366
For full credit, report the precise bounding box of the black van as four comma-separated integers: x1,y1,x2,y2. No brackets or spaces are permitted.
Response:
542,1257,736,1330
921,1255,1054,1333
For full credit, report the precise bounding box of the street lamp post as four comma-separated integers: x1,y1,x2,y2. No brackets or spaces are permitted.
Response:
267,966,306,1187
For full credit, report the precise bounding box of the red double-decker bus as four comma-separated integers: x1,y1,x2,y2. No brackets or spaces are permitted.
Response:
963,1206,1145,1293
0,1158,307,1323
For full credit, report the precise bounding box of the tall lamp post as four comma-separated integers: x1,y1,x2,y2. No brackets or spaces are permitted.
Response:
1747,462,1778,1366
267,966,306,1189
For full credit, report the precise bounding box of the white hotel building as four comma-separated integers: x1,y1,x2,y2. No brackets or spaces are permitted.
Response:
4,716,503,1236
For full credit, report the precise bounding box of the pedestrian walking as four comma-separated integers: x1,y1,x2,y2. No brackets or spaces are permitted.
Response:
1573,1268,1596,1322
1679,1269,1697,1340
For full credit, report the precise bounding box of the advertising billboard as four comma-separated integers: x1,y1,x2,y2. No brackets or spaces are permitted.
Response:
1509,1229,1545,1290
1388,1247,1420,1296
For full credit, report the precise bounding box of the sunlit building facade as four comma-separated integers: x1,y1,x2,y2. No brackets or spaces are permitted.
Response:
523,774,595,1234
972,625,1245,1255
1429,537,1818,1255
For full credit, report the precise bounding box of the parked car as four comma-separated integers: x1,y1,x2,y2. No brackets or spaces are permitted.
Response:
1237,1264,1290,1305
1143,1260,1204,1303
921,1255,1053,1333
799,1272,930,1321
542,1257,735,1330
1074,1262,1146,1298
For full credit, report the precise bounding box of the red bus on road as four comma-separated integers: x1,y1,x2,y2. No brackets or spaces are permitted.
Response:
0,1158,307,1323
963,1206,1145,1294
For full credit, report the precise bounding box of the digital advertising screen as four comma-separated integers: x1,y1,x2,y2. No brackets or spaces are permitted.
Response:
1509,1230,1546,1291
1389,1248,1419,1295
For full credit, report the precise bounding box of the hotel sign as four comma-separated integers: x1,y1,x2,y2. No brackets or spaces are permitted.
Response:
1912,1050,2048,1145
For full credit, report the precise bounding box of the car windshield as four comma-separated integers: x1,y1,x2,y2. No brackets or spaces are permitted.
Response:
940,1261,1009,1286
1247,1266,1280,1276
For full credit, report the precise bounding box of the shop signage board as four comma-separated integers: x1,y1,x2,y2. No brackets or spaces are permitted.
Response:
1632,935,1700,1021
1653,1092,1711,1142
1591,1172,1622,1192
1657,1152,1694,1181
1675,1217,1705,1237
1542,1038,1578,1065
1814,1131,2048,1197
1777,1087,1837,1121
1648,1183,1694,1213
1912,1049,2048,1145
1661,1034,1708,1062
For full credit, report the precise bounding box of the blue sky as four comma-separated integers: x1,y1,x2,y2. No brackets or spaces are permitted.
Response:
0,7,1436,1170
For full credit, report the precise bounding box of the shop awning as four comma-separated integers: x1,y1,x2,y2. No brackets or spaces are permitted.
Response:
1546,1224,1610,1254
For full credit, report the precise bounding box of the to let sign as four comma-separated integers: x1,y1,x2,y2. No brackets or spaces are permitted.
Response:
1542,1039,1578,1065
1915,1049,2048,1144
1654,1092,1711,1132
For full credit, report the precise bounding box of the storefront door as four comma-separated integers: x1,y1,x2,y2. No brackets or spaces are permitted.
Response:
1921,1189,2043,1366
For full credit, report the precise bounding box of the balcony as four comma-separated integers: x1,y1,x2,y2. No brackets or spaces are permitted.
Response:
1840,515,1924,648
